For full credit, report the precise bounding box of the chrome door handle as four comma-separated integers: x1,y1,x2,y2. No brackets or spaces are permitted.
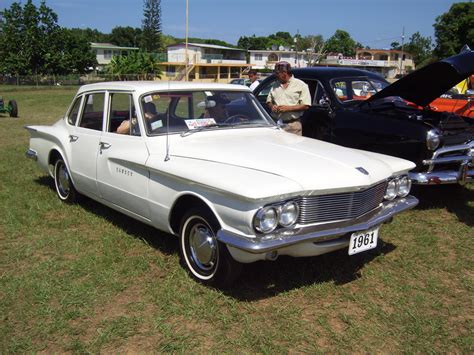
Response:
99,142,111,149
69,135,78,142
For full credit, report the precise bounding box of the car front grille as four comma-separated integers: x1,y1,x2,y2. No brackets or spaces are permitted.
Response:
296,181,387,225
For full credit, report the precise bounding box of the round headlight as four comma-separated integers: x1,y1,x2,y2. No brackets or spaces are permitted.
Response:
384,178,398,200
279,201,299,227
426,129,441,151
397,176,412,197
254,207,278,233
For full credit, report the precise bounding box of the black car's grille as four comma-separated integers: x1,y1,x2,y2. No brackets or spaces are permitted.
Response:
296,181,387,225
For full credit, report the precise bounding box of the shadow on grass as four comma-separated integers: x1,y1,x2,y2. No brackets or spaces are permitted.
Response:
224,241,396,301
35,176,178,256
36,175,395,298
412,185,474,227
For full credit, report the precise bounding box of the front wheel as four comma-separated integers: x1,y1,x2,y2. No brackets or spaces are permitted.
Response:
179,208,242,287
54,158,79,203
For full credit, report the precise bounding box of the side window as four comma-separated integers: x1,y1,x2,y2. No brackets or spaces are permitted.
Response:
333,80,348,101
108,93,140,136
78,93,105,131
67,97,82,126
256,79,277,100
313,81,329,106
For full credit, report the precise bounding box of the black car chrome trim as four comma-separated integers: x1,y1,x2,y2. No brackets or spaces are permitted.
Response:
217,195,418,254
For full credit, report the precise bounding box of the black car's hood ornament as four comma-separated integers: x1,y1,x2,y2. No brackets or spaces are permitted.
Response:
365,50,474,108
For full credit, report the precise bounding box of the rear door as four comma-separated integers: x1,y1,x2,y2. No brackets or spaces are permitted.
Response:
69,91,105,197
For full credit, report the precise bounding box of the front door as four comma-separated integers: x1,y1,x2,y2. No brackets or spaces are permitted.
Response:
96,92,151,219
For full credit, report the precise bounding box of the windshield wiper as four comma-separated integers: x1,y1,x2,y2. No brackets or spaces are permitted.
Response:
180,123,234,137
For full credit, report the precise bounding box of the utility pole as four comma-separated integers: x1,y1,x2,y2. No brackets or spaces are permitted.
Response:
294,29,299,67
400,26,405,75
185,0,189,81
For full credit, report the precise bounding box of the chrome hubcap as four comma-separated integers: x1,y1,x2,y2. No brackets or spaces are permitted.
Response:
57,163,70,197
189,223,217,271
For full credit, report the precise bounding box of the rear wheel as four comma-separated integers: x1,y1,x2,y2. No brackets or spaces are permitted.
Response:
8,100,18,117
179,207,242,287
54,158,79,203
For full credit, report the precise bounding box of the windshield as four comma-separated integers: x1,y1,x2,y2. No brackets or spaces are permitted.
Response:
140,90,273,135
331,78,389,103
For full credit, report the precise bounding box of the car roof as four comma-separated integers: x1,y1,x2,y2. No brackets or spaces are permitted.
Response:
291,67,386,81
77,81,252,95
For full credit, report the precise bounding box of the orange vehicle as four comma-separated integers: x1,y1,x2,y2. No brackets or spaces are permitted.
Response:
429,75,474,119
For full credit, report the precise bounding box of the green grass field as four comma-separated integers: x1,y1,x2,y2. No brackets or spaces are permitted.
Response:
0,85,473,352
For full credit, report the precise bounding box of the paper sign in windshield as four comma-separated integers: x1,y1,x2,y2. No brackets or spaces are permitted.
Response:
185,118,216,129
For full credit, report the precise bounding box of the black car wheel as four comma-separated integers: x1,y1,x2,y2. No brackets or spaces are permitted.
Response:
179,207,242,287
8,100,18,118
54,158,79,203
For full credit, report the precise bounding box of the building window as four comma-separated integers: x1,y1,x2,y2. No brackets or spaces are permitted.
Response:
104,50,112,59
255,54,263,61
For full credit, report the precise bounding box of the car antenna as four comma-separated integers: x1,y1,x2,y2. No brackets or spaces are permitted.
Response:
164,80,171,162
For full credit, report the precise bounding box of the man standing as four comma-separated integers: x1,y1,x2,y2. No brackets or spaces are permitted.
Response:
266,61,311,135
248,70,260,91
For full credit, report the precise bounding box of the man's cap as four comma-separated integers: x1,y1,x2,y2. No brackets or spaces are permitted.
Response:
209,94,230,104
274,61,291,73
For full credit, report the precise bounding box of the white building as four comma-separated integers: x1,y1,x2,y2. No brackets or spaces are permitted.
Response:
162,43,249,82
249,47,307,70
322,49,415,78
91,43,139,68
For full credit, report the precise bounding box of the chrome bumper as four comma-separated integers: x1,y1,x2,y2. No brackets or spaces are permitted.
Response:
25,149,38,161
217,195,418,254
410,141,474,185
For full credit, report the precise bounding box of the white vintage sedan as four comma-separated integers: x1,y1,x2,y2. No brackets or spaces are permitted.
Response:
26,82,418,286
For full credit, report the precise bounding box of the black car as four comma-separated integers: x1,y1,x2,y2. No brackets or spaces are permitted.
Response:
254,51,474,185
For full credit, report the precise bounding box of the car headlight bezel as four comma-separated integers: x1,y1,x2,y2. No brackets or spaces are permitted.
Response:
254,200,300,234
279,201,299,228
384,178,399,200
426,129,441,151
397,175,412,197
254,206,279,233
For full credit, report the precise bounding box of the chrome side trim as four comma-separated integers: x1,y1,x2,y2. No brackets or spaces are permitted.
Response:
217,195,418,254
26,149,38,161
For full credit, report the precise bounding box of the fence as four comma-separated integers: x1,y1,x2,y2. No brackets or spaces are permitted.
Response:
0,72,270,86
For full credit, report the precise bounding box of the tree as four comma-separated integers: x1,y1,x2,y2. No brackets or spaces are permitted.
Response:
433,2,474,58
110,26,142,47
404,32,434,66
141,0,162,52
237,35,269,50
267,31,294,48
106,51,162,80
0,1,96,75
298,35,327,65
324,29,359,56
56,29,97,74
69,27,110,43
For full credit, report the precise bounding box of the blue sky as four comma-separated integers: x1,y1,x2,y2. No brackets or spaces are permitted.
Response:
2,0,460,48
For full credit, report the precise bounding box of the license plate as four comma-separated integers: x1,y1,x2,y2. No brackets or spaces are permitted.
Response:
348,227,379,255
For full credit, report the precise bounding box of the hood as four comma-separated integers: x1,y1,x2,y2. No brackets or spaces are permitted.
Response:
145,128,415,199
365,51,474,107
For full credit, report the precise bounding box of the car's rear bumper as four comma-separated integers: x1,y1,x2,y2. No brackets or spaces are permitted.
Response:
217,195,418,256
